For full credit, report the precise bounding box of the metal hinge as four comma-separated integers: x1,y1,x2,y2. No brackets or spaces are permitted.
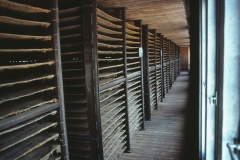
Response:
209,91,217,106
96,138,99,148
227,138,240,160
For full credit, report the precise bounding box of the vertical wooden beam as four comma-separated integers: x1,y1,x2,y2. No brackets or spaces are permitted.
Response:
134,20,145,130
142,25,151,121
52,0,69,159
161,35,165,99
82,0,103,159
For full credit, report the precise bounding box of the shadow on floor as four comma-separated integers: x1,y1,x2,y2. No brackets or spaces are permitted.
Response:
119,72,198,160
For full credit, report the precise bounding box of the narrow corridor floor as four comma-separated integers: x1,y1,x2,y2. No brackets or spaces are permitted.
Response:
119,72,189,160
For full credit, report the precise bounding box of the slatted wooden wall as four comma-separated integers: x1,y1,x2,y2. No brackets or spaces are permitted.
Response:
160,35,165,99
148,30,157,112
175,46,180,78
58,1,98,159
125,20,145,138
170,41,175,86
97,7,130,159
156,33,163,103
57,1,141,158
163,38,170,93
0,0,69,159
0,0,181,159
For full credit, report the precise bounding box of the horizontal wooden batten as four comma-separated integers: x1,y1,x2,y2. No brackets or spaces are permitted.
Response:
0,103,59,131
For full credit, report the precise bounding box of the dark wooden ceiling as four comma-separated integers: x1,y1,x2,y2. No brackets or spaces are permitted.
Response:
97,0,189,46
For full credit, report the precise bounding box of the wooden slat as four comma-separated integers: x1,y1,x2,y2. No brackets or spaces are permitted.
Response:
98,34,122,41
0,48,53,53
99,64,123,71
102,123,125,142
0,33,52,40
101,107,125,126
0,110,57,136
60,33,82,40
65,112,87,120
59,15,81,24
100,88,124,102
0,0,50,13
104,131,125,154
0,122,57,152
126,28,139,35
60,24,82,32
59,7,81,15
103,126,124,147
0,98,57,120
0,86,55,104
105,138,126,160
128,81,141,88
0,16,50,27
101,102,125,120
128,90,141,100
98,42,122,48
61,51,83,56
101,95,125,110
99,76,124,87
126,40,140,45
6,133,59,160
0,74,54,88
97,25,122,35
97,8,122,22
100,82,124,94
98,50,122,54
125,22,140,30
0,61,55,71
98,58,123,62
102,113,125,135
97,16,122,29
23,144,61,160
126,34,139,40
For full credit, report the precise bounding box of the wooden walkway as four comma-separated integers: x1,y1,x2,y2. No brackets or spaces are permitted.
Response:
119,72,189,160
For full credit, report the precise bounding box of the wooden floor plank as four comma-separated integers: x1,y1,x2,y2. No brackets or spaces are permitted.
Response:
119,72,189,160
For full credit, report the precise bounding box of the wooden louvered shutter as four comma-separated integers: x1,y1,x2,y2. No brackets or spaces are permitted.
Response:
0,0,69,159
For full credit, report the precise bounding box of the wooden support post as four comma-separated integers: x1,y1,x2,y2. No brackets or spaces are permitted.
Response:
52,0,69,159
142,25,151,121
82,0,103,159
